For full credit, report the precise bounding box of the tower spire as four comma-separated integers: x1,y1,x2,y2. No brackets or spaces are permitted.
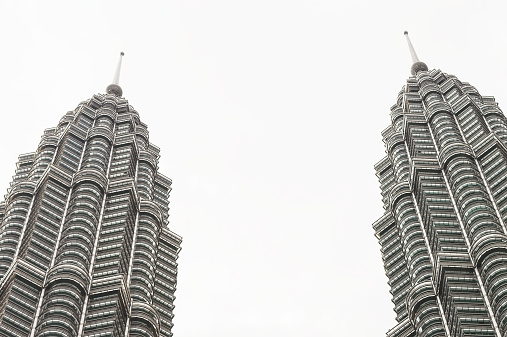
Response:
106,52,124,97
113,52,124,85
403,31,428,75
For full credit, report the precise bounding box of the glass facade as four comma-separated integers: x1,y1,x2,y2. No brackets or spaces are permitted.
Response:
0,88,181,337
374,66,507,337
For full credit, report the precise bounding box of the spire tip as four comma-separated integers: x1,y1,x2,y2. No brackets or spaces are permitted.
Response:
404,32,428,75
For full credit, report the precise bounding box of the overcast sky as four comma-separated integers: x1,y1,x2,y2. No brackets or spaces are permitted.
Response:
2,1,507,336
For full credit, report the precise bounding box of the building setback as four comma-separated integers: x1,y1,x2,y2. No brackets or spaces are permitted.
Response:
0,53,182,337
373,33,507,337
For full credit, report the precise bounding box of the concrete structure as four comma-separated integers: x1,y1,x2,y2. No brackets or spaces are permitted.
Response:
0,53,182,337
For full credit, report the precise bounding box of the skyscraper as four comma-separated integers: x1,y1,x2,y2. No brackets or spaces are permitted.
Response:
0,53,182,337
373,33,507,337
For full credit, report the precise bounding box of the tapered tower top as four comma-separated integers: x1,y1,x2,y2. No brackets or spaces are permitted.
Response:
106,52,124,97
404,31,428,75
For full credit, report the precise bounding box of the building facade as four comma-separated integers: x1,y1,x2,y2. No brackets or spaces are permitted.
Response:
0,54,182,337
374,33,507,337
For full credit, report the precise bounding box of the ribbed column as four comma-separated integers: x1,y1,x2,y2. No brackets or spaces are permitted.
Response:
36,264,90,336
0,182,35,278
387,132,410,183
137,150,156,201
35,105,105,337
153,228,181,337
128,201,163,337
383,88,448,335
389,183,447,337
81,132,113,175
482,105,507,143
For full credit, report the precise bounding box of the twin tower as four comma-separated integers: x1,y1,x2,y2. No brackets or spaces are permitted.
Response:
375,33,507,336
1,32,507,337
0,53,181,337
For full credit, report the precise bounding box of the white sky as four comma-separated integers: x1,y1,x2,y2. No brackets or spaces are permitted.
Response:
1,1,507,336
